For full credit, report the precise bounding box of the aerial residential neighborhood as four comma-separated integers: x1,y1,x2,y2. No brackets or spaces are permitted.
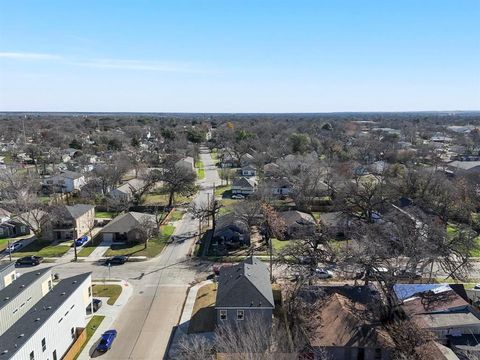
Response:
0,1,479,360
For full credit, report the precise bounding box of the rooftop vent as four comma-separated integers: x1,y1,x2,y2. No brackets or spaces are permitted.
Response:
2,350,8,354
61,292,66,296
35,318,40,322
4,297,9,301
17,334,24,338
46,306,52,310
72,280,77,284
20,285,25,288
36,272,40,275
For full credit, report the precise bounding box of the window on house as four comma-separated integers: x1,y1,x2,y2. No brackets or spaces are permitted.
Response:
30,351,35,360
71,327,75,339
220,310,227,320
58,317,63,323
52,350,57,360
48,280,52,290
42,338,46,351
88,286,92,297
374,348,382,360
237,310,244,320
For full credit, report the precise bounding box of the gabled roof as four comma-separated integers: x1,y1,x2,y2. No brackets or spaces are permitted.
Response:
310,293,394,349
232,177,256,188
0,273,91,359
57,204,95,220
278,210,315,227
56,170,84,180
114,178,145,195
216,257,274,308
0,268,51,311
100,212,156,234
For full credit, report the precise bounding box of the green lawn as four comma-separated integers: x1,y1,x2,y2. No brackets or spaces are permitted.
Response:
215,185,231,197
11,241,71,258
470,236,480,257
72,315,105,360
77,242,97,257
0,239,9,252
143,190,193,206
195,161,205,180
104,225,175,258
271,238,292,252
95,211,117,219
312,212,322,221
92,284,123,305
169,209,185,222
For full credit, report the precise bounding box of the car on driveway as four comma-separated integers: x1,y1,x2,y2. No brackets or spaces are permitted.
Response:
6,242,23,253
231,194,245,199
87,298,103,313
96,330,117,352
75,235,89,247
315,268,333,279
104,256,127,266
16,256,43,266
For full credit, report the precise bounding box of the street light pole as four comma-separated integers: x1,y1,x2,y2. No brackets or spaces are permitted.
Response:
7,240,11,262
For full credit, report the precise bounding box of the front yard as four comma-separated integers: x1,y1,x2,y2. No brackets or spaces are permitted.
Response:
72,315,105,360
104,225,175,258
188,283,217,333
196,160,205,180
11,240,72,258
92,284,123,305
143,188,194,206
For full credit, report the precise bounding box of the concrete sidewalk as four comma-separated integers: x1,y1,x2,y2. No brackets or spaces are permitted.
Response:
77,280,133,360
167,280,214,359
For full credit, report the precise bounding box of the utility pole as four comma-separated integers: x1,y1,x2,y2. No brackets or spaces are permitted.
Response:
7,240,12,262
207,193,210,227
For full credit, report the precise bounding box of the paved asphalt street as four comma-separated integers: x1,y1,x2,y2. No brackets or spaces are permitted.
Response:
14,146,220,360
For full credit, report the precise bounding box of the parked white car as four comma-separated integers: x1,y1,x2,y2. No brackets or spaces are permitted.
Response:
315,268,333,279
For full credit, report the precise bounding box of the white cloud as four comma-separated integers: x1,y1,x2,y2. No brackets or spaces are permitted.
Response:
0,51,209,73
70,58,207,73
0,52,62,60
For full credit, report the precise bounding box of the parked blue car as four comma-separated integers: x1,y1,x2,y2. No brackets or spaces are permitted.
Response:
96,330,117,352
74,235,88,247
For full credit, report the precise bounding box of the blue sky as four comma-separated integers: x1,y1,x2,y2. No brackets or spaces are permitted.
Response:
0,0,479,112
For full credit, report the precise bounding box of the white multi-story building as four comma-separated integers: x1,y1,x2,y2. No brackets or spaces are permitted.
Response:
0,268,52,336
0,272,92,360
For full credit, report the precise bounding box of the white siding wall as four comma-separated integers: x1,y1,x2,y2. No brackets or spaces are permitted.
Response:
11,275,91,360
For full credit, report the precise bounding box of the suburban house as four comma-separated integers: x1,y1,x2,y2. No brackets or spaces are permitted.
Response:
240,153,255,166
307,292,394,360
232,177,257,195
263,177,293,196
0,219,31,239
0,272,92,360
263,162,280,177
240,165,257,177
0,268,52,336
175,156,195,173
42,170,86,193
215,257,274,327
100,211,157,243
219,153,239,168
0,263,16,291
0,208,11,223
395,283,480,342
109,178,146,202
52,204,95,241
447,160,480,174
213,215,251,251
277,210,317,239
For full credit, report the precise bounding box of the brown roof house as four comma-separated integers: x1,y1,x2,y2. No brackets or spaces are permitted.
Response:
100,211,157,243
52,204,95,241
307,290,394,360
232,177,257,195
277,210,316,239
215,257,274,328
394,284,480,343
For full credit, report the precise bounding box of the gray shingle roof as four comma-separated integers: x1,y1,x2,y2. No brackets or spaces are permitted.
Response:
100,212,156,234
0,272,91,359
61,204,95,220
216,257,274,308
0,268,51,311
